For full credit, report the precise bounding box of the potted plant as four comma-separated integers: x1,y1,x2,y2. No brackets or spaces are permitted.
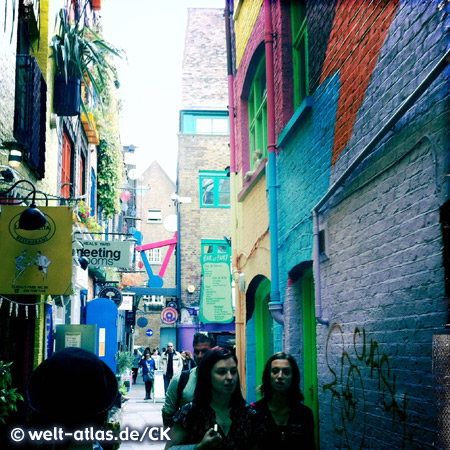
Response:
0,361,23,425
50,8,123,116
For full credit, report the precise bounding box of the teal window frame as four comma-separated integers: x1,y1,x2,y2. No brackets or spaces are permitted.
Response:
201,239,231,256
180,110,229,135
199,171,230,208
291,0,308,109
248,57,267,170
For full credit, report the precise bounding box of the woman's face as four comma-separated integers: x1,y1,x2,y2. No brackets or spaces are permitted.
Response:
269,359,293,393
211,357,238,396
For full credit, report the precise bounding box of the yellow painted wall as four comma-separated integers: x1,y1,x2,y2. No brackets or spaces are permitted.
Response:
234,0,263,68
31,0,50,82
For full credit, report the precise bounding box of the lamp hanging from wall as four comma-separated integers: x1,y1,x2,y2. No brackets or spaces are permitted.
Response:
1,141,25,168
0,179,47,230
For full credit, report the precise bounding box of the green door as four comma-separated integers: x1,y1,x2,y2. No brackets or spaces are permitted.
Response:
302,268,319,446
254,277,272,395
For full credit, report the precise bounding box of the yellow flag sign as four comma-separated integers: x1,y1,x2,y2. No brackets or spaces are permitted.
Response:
0,206,73,295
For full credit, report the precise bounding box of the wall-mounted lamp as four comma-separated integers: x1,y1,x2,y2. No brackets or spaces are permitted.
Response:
1,141,26,168
78,257,89,271
0,179,47,230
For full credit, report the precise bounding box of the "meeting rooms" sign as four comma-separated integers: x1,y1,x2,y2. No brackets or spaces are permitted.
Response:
75,241,133,268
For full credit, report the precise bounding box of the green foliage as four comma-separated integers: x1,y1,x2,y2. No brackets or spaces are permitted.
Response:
97,131,122,218
50,8,124,115
0,361,23,424
115,351,133,376
76,200,104,232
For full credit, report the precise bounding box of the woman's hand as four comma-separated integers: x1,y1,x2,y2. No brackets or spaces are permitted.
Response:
195,428,224,449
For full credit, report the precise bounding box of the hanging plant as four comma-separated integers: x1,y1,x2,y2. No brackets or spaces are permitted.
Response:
0,361,23,424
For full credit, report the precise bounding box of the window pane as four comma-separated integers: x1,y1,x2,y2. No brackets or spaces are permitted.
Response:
219,178,230,205
218,245,227,253
212,118,228,134
196,118,212,133
202,178,214,205
148,209,162,222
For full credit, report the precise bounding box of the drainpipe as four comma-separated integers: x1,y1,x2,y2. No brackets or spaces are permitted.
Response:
311,48,450,326
264,0,283,325
225,0,246,375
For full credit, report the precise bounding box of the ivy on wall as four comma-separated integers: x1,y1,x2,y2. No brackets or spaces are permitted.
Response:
97,130,122,218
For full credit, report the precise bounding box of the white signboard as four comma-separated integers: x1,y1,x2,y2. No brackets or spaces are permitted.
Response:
119,295,134,311
75,241,133,268
153,370,165,400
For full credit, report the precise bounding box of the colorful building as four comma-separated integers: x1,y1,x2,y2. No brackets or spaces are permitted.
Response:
228,0,450,448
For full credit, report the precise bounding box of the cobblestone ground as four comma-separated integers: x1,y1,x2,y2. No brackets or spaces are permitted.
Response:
118,378,167,450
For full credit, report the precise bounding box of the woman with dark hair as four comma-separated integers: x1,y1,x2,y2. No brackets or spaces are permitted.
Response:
255,352,316,449
165,346,265,449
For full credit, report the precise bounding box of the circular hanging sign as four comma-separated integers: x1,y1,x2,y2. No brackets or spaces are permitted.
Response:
146,329,154,337
137,317,148,328
161,307,178,325
98,286,122,308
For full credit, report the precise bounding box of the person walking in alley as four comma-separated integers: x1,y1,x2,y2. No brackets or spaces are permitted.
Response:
140,352,156,400
165,346,265,449
152,348,161,369
162,333,214,426
254,352,315,449
160,342,183,394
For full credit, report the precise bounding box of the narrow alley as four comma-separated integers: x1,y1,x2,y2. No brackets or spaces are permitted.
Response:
119,378,166,450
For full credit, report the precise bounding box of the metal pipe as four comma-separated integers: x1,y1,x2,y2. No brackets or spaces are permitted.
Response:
264,0,283,325
311,48,450,325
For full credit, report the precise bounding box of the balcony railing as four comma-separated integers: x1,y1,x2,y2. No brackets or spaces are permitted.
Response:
14,55,47,179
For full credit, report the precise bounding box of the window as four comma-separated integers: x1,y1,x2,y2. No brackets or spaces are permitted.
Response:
61,132,74,199
90,169,96,217
181,111,229,135
148,248,162,264
202,241,230,256
291,0,308,109
79,153,86,197
199,172,230,208
147,209,162,223
248,58,267,170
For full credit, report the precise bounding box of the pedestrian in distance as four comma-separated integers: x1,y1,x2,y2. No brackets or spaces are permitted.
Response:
162,332,214,426
132,348,141,384
165,346,265,450
181,350,196,371
160,342,183,394
26,347,118,449
140,352,156,400
254,352,316,449
152,348,161,370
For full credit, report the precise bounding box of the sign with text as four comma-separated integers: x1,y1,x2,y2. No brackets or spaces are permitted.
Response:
0,205,72,295
75,241,132,268
199,254,233,323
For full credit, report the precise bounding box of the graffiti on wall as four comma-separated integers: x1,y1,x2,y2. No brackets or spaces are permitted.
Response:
323,323,412,450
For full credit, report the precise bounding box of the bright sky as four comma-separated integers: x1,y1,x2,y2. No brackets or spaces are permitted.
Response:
102,0,226,182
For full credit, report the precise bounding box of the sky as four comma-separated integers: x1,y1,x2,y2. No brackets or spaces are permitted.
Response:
102,0,226,182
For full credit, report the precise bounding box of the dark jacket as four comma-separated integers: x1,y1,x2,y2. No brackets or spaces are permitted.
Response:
139,357,155,376
254,398,316,449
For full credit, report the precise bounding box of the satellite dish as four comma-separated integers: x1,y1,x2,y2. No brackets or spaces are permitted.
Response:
164,214,177,232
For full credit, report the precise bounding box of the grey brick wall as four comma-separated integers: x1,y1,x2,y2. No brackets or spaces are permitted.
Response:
181,8,228,110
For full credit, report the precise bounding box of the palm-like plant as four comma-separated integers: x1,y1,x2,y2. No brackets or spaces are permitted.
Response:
50,8,124,116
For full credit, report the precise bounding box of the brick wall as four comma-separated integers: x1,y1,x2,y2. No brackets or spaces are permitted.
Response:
181,8,228,109
178,134,231,310
276,1,449,448
138,161,176,288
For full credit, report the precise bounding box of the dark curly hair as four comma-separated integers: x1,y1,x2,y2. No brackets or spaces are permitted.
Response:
193,346,245,407
259,352,304,403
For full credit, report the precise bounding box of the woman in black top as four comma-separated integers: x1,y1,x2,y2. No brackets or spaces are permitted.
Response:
255,352,316,449
166,346,264,449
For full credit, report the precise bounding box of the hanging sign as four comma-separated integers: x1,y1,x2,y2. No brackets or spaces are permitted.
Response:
75,240,133,268
161,307,178,325
0,205,72,295
199,254,233,323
